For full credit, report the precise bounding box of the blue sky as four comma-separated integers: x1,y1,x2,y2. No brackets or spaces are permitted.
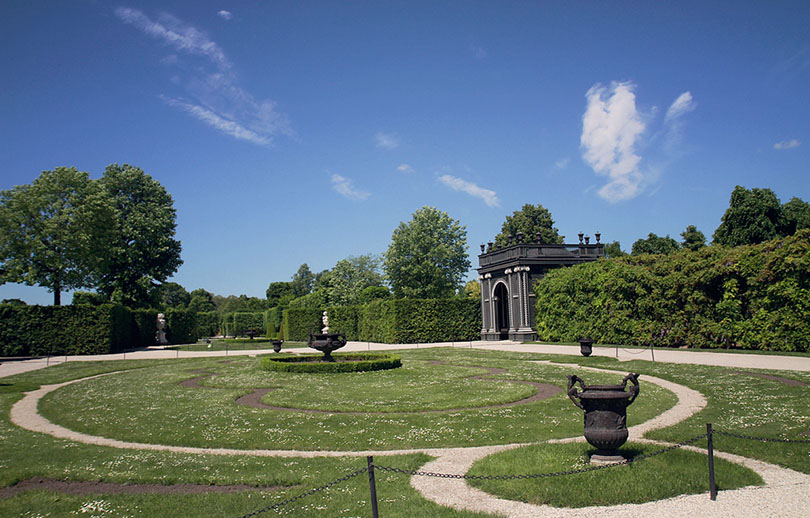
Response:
2,1,809,304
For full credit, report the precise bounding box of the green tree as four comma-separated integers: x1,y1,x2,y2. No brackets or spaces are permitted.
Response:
157,281,190,309
188,288,216,312
461,279,481,299
96,164,182,307
290,263,315,297
1,298,27,306
71,291,109,306
680,225,706,251
324,255,384,306
603,241,627,258
0,167,115,305
495,203,563,247
782,197,810,235
713,186,786,246
266,281,295,307
358,285,391,304
384,206,471,299
631,233,680,255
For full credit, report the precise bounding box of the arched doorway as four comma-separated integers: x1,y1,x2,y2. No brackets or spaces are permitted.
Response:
493,282,510,340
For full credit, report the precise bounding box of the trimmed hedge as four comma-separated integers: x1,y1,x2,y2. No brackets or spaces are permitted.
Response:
326,306,362,340
0,304,131,356
225,312,266,337
534,230,810,351
260,353,401,373
196,311,219,338
281,308,323,341
359,299,481,344
265,307,283,338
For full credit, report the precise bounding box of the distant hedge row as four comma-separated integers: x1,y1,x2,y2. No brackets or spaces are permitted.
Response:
0,305,215,356
280,299,481,343
534,230,810,351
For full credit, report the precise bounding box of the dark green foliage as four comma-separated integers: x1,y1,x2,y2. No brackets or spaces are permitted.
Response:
327,306,362,340
680,225,706,251
260,353,401,373
287,288,328,309
156,282,190,309
358,285,391,304
266,281,295,306
290,263,315,297
71,291,109,306
265,307,283,338
782,197,810,235
534,230,810,351
224,312,266,337
631,233,681,255
281,308,323,340
163,308,197,344
130,309,157,347
713,186,786,246
603,241,627,258
195,311,219,338
0,304,132,356
187,289,216,312
494,203,563,246
0,298,27,306
359,299,481,344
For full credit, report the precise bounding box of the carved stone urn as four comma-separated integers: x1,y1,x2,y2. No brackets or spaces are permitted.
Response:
567,373,640,462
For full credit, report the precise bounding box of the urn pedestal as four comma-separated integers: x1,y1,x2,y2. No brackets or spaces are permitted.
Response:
567,373,640,463
307,332,347,361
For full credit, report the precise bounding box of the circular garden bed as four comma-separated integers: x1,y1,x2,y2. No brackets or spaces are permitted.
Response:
260,352,402,373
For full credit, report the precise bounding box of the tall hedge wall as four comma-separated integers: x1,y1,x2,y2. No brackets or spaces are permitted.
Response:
196,311,219,338
326,306,362,340
281,308,323,341
534,230,810,351
224,312,266,337
359,299,481,344
0,304,133,356
265,307,283,338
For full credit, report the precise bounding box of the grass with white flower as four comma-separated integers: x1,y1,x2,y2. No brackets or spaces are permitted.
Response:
0,346,805,516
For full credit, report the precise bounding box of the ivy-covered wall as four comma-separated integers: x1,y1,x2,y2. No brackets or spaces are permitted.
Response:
534,230,810,351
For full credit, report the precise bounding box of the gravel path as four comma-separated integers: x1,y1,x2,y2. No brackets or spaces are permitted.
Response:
4,342,810,516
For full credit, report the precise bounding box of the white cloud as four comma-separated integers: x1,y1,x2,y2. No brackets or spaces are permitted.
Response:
375,132,399,150
581,82,645,202
471,45,487,59
665,91,696,121
774,139,801,150
115,7,230,70
116,8,291,147
161,96,271,146
554,157,570,170
397,164,415,174
438,174,500,207
217,10,232,20
331,174,370,201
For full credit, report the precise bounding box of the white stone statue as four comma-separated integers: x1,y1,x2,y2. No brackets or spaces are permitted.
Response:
156,313,169,345
321,311,329,334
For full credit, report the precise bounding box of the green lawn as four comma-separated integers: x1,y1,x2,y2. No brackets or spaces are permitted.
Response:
0,347,805,517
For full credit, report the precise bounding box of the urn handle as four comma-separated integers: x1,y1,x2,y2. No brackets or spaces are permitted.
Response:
621,372,640,406
567,375,586,410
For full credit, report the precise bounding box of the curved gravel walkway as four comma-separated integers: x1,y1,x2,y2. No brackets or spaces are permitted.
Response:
8,358,809,516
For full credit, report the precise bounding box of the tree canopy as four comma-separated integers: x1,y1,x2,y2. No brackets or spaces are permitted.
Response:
96,164,182,307
290,263,315,297
384,206,471,299
680,225,706,251
0,167,115,305
631,233,680,255
324,255,384,306
713,186,786,247
495,203,563,246
603,241,627,258
782,197,810,236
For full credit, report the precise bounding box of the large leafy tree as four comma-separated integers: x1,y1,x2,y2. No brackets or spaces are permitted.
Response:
324,255,384,306
384,206,471,299
680,225,706,251
157,281,190,309
603,241,627,258
187,288,216,312
631,233,680,255
713,186,786,247
266,281,295,307
782,197,810,235
96,164,183,307
290,263,315,297
495,203,563,246
0,167,114,305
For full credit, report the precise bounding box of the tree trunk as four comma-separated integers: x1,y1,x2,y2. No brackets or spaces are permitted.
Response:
53,282,61,306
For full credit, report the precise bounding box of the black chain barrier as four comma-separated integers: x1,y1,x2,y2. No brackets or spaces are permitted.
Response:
714,429,810,444
236,427,809,516
236,467,368,518
375,433,709,481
